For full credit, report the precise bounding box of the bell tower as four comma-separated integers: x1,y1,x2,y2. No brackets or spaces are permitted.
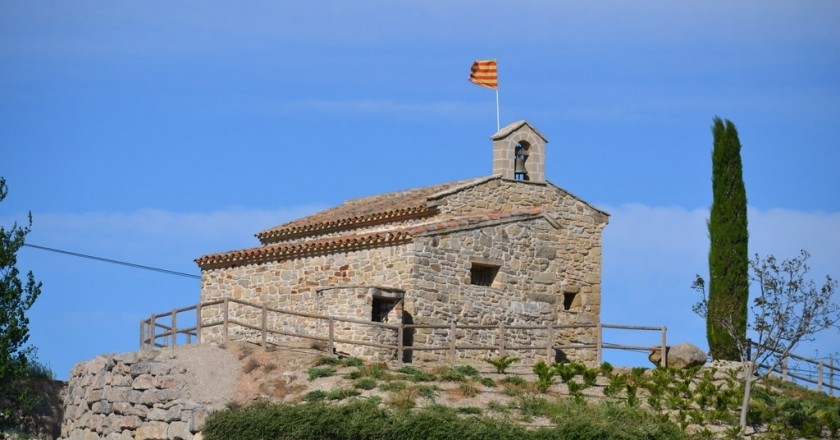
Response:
491,120,548,183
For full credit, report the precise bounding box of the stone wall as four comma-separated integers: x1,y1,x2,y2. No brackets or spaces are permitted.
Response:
407,215,600,364
59,348,228,440
196,178,606,366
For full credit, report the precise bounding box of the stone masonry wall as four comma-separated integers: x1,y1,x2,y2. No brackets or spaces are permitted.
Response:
408,216,601,364
59,347,231,440
198,245,412,357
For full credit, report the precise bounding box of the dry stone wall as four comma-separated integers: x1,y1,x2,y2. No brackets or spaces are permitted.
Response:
60,346,237,440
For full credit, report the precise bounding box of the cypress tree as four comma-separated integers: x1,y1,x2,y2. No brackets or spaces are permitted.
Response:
707,117,749,361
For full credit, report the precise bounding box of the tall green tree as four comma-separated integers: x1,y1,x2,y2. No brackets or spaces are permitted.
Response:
0,177,43,425
706,117,749,360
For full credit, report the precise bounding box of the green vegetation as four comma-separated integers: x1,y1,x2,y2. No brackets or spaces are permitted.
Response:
203,399,688,440
485,354,519,374
1,178,44,428
295,350,840,438
706,117,749,361
307,366,336,381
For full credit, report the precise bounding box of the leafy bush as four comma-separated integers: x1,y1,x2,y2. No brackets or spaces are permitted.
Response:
478,376,496,388
396,365,435,382
532,360,556,393
314,355,341,366
486,355,520,374
499,375,528,387
453,364,481,377
353,378,377,390
341,357,364,367
307,366,336,381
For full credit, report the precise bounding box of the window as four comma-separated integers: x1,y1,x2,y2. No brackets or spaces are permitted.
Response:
470,264,499,286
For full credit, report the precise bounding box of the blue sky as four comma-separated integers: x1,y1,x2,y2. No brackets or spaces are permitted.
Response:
2,1,838,379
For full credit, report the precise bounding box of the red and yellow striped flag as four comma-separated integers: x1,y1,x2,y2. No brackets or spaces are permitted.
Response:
469,59,498,89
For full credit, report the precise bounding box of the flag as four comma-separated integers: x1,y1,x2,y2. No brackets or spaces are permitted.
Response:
469,59,498,89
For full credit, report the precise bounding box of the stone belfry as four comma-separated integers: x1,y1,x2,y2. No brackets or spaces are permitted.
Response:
491,120,547,183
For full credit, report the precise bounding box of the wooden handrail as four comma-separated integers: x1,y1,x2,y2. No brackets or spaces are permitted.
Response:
140,298,671,366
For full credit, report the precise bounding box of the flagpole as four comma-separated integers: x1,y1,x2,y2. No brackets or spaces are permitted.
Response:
495,88,500,131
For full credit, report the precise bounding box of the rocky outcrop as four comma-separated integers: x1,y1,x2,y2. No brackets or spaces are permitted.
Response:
60,345,238,440
649,342,708,369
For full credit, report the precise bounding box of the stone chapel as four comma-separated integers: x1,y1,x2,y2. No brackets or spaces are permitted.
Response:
195,121,609,363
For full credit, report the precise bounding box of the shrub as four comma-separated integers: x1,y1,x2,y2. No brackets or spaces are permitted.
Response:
457,382,480,398
417,384,439,401
499,375,528,387
353,378,377,390
326,388,361,401
314,355,341,366
532,360,556,393
599,361,614,377
396,365,435,382
303,390,327,401
307,366,336,381
456,406,483,415
379,381,407,392
453,364,481,377
486,355,520,374
478,376,496,388
388,386,419,411
341,357,364,367
582,368,598,387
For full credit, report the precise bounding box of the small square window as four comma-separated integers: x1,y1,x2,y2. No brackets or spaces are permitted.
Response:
470,264,499,286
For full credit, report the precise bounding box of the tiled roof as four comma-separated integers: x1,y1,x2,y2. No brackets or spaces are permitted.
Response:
195,206,546,270
196,230,415,270
256,178,486,243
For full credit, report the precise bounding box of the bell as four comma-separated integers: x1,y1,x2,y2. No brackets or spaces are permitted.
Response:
514,156,528,175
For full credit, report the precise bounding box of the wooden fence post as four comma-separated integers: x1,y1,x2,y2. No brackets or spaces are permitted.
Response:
139,319,145,349
261,306,268,347
546,323,554,362
328,317,335,356
782,356,789,381
150,314,157,347
171,308,178,348
196,303,203,344
818,361,824,392
223,299,229,343
498,322,506,357
660,326,667,368
596,322,603,365
397,323,404,366
449,323,457,365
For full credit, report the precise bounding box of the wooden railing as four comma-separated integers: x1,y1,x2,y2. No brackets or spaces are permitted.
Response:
752,341,838,396
140,298,668,366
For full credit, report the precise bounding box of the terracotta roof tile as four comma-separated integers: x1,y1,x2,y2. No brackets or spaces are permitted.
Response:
196,207,547,270
196,230,414,270
256,178,486,243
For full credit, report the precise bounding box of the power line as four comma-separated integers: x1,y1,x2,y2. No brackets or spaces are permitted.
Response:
23,243,201,280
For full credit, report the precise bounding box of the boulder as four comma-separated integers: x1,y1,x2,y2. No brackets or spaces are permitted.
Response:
649,342,707,369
